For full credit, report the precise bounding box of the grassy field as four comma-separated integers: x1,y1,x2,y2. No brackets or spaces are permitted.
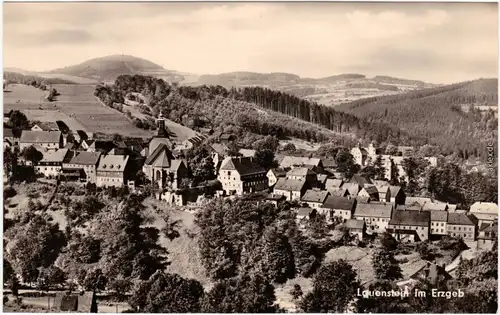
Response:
52,84,152,138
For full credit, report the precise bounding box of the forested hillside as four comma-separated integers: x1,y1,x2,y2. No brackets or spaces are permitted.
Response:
97,75,427,147
336,79,498,160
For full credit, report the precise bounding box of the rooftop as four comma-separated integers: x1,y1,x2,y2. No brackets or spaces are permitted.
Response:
297,207,315,217
470,202,498,215
20,130,61,143
68,151,101,165
287,167,316,177
345,219,365,230
354,202,393,218
322,195,355,210
220,156,266,176
326,178,343,189
447,213,475,226
40,149,69,163
430,210,448,222
274,178,306,192
280,156,322,168
301,189,329,203
97,154,129,172
389,210,430,226
423,203,447,211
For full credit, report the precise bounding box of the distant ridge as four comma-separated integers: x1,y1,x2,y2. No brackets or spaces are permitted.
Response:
48,54,184,83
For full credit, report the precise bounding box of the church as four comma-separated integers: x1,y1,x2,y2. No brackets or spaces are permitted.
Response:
142,112,189,190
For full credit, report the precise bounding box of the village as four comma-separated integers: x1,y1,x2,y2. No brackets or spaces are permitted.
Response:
4,107,497,253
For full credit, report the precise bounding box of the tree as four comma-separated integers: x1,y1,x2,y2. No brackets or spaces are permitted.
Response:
161,215,181,241
21,146,43,164
80,268,108,292
186,145,216,185
380,232,398,251
372,249,403,281
385,144,398,155
5,214,66,283
335,150,360,179
129,271,204,313
253,135,280,153
201,274,280,313
357,280,409,313
108,278,132,302
290,284,303,300
8,110,29,130
299,260,360,313
36,266,66,291
254,148,276,170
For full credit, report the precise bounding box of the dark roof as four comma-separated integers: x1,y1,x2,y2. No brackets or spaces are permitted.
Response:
144,143,174,166
297,207,315,217
20,130,61,143
220,156,266,176
362,185,378,195
430,210,448,222
389,210,430,226
34,122,59,131
322,158,337,168
68,151,101,165
302,189,329,203
345,219,365,230
269,168,287,177
447,213,475,226
274,178,306,192
322,195,355,210
220,133,235,140
210,143,229,156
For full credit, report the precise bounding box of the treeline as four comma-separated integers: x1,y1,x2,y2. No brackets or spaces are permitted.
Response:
4,71,76,89
335,79,498,161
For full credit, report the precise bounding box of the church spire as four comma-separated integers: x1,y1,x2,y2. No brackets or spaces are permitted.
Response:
156,110,168,138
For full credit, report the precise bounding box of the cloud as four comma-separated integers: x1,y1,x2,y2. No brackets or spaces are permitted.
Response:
3,2,497,83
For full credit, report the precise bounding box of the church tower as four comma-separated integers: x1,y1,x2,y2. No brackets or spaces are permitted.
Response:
156,111,168,138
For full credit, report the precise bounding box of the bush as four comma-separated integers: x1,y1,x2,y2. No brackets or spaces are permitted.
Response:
4,186,17,198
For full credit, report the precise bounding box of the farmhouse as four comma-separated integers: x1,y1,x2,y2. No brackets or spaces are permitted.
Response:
20,130,62,151
301,189,330,209
376,185,391,203
387,210,431,242
217,156,267,195
142,143,189,190
469,202,498,225
62,151,102,183
96,154,130,187
31,122,60,132
446,213,476,241
286,167,317,184
430,210,448,236
279,156,323,172
267,168,286,187
353,202,393,234
321,195,356,222
36,149,70,179
273,178,307,201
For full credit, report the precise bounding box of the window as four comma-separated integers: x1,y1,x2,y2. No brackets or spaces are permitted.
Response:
458,227,461,231
441,223,444,226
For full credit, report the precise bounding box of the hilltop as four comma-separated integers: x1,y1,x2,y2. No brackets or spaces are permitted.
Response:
336,78,498,161
47,54,184,83
196,71,437,106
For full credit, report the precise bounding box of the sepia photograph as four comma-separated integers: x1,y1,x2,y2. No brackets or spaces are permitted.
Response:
2,1,498,313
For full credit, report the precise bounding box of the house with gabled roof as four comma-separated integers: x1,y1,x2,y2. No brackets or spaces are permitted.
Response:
273,178,306,201
388,210,431,242
423,202,448,212
62,151,102,183
301,189,330,209
358,185,379,201
353,202,393,234
218,156,267,195
469,202,498,225
343,182,361,197
286,167,317,184
31,121,60,132
143,143,189,190
267,168,286,187
345,219,365,241
325,178,343,194
321,195,356,222
20,130,62,152
279,156,323,172
375,185,391,202
351,146,369,166
447,213,476,241
389,185,405,205
96,154,130,187
430,210,448,236
36,148,70,179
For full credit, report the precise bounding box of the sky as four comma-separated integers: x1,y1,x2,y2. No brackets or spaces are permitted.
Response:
3,2,499,84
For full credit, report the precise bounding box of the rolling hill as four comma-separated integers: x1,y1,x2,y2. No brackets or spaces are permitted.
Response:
48,54,185,83
196,71,437,106
335,78,498,160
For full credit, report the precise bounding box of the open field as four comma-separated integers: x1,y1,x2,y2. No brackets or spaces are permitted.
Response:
4,83,49,107
52,84,152,138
